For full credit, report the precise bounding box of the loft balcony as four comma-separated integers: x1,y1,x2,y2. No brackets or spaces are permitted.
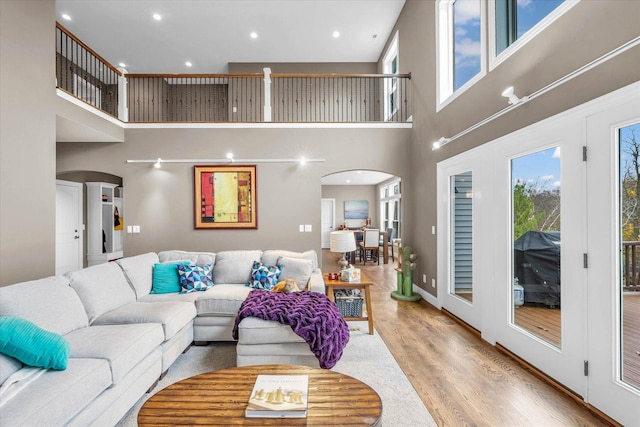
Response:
55,23,412,126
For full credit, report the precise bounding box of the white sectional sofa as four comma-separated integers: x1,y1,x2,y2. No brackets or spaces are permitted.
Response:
0,249,323,426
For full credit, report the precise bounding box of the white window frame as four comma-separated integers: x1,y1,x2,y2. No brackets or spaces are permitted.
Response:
379,178,401,239
73,74,102,109
488,0,580,71
382,31,399,121
436,0,487,112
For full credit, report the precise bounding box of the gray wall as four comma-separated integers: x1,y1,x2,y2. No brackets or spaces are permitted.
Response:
322,185,379,229
384,0,640,297
57,127,411,261
0,0,56,286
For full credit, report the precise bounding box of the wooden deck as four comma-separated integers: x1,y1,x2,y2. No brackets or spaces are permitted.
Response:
513,293,640,389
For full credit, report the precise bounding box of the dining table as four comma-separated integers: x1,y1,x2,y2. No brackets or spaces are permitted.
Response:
347,229,389,264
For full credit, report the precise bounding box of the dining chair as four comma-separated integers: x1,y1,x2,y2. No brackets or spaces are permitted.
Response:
359,228,380,265
380,227,395,262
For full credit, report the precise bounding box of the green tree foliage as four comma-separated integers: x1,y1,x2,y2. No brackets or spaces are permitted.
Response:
513,181,544,240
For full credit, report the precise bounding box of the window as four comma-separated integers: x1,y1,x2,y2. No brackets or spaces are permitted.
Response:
491,0,578,68
383,31,399,121
436,0,485,110
73,74,102,109
380,180,401,239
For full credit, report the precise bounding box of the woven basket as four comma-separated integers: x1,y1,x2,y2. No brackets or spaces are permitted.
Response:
334,295,364,317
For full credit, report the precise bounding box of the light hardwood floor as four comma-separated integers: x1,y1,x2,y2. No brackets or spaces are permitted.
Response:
322,250,616,427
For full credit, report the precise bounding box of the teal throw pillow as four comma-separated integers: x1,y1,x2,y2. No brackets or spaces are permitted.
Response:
246,260,282,291
178,263,214,293
0,316,70,370
151,262,190,294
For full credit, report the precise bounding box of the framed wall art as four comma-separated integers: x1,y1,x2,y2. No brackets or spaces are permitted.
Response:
194,165,257,229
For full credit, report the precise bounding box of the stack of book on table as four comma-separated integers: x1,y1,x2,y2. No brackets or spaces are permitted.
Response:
245,374,309,418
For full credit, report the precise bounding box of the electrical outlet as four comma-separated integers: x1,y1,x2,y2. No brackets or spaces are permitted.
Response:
432,225,436,235
299,224,304,232
422,274,427,283
233,106,237,113
431,278,436,288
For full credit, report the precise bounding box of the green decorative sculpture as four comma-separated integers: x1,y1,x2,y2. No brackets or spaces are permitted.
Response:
391,246,422,302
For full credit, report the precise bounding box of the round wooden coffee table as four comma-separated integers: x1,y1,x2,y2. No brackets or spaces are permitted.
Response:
138,364,382,426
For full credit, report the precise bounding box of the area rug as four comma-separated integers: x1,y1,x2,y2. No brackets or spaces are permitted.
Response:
116,321,436,426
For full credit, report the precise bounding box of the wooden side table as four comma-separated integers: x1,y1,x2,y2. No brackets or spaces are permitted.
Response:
324,273,375,335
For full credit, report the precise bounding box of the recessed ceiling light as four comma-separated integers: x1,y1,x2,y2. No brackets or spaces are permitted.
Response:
118,62,126,68
332,31,340,38
61,13,71,21
357,171,362,174
185,61,192,67
250,32,258,39
152,13,162,21
346,179,351,183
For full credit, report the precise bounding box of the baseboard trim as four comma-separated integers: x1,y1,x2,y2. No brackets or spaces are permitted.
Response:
495,344,620,426
412,284,439,308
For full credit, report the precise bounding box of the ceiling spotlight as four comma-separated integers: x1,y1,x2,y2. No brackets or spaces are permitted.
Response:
154,158,162,168
299,158,306,165
250,32,258,39
61,13,71,21
185,61,192,67
118,62,126,68
226,152,234,162
332,31,340,38
346,179,351,183
153,13,162,21
501,86,528,105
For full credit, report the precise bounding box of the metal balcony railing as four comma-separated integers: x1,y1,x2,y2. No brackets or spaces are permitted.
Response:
55,22,412,124
56,23,121,118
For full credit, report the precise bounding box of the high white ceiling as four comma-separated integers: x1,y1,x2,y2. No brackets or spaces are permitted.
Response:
55,0,406,74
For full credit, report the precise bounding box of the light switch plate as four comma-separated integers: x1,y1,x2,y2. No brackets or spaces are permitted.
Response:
127,225,133,233
299,225,304,232
304,224,312,232
432,225,436,235
133,225,141,233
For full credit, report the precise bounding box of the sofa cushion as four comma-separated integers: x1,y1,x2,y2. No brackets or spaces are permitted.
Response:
151,262,189,294
92,302,196,340
277,256,314,288
194,285,253,316
66,262,136,324
158,250,216,266
0,358,111,427
116,252,160,298
0,275,88,335
0,317,70,370
64,323,163,385
247,260,282,291
261,250,318,271
213,250,262,284
0,353,22,385
178,263,214,292
236,317,307,344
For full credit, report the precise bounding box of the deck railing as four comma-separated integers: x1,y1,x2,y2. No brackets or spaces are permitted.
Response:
56,23,121,118
54,22,412,124
623,241,640,291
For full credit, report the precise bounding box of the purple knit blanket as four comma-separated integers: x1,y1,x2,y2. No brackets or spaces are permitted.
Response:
232,290,350,369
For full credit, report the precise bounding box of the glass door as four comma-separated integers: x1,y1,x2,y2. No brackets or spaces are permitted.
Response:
493,127,586,396
586,96,640,425
438,152,486,331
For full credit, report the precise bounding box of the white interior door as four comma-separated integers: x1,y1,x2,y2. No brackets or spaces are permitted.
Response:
586,89,640,425
56,180,83,274
321,198,335,248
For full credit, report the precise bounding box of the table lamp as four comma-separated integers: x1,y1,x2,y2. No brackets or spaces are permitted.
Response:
330,231,356,271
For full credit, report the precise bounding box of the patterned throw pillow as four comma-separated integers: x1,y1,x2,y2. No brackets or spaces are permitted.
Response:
177,263,214,293
246,261,282,291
